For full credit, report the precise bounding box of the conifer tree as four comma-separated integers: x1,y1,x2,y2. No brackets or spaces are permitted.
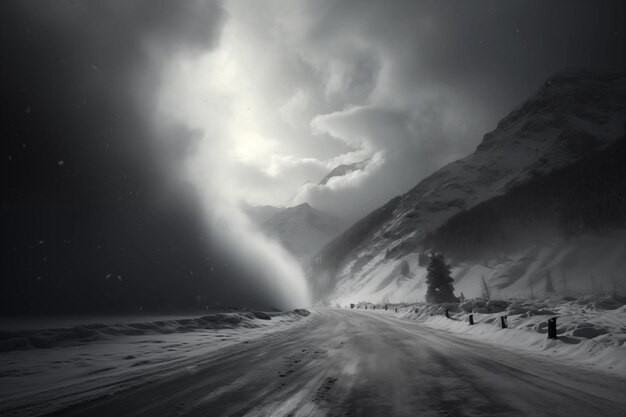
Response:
425,252,459,304
481,275,491,300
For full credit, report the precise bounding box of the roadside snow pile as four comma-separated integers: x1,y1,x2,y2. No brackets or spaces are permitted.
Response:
0,309,311,416
385,295,626,376
0,309,311,353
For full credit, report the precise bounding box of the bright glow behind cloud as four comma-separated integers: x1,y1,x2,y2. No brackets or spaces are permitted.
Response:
154,0,616,306
158,44,312,308
155,0,482,307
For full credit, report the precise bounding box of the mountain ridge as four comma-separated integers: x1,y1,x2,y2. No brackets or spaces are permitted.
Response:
318,160,369,186
261,202,344,263
308,70,626,303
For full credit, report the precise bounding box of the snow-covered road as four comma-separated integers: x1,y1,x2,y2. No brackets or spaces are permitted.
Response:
21,309,626,416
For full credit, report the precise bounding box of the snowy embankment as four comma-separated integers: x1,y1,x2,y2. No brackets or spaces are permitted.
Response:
360,295,626,378
0,309,311,416
0,309,310,352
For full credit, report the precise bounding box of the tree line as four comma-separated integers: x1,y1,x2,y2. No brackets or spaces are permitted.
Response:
424,133,626,262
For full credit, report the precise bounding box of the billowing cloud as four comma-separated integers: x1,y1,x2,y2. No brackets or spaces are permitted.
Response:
5,0,623,312
159,0,625,224
2,0,308,312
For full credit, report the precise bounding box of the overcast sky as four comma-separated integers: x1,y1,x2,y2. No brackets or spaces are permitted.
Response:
2,0,625,312
159,0,625,222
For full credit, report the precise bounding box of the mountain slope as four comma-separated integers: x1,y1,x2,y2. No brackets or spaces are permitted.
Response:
309,70,626,303
261,203,343,263
425,135,626,260
242,204,283,225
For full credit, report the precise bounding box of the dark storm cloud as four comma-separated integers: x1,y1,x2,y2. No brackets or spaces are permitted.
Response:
2,0,226,205
286,0,626,219
1,0,294,314
159,0,625,222
3,0,625,312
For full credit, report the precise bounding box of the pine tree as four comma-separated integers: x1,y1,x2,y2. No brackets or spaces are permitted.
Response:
425,252,459,304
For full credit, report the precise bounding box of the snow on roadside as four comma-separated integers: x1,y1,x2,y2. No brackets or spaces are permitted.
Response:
0,309,311,416
363,295,626,378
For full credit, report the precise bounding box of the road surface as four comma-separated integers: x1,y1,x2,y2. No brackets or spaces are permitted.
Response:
49,309,626,416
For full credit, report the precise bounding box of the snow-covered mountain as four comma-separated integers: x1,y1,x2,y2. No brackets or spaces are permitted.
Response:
261,203,344,263
318,160,368,186
310,70,626,304
242,204,283,225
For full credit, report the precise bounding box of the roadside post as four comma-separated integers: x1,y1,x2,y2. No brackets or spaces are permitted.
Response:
500,316,508,329
547,317,558,339
445,309,450,318
469,314,474,325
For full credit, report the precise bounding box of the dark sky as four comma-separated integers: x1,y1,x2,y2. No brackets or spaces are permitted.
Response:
1,0,625,314
1,1,286,314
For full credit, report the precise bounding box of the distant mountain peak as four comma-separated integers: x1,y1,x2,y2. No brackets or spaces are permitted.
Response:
292,202,311,209
241,203,283,225
477,70,625,154
261,202,344,263
319,160,369,186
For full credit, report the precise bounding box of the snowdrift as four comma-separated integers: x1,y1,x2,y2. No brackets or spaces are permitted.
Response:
358,295,626,377
0,310,312,416
0,309,311,353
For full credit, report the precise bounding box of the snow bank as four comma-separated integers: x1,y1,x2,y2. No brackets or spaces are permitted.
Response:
0,310,311,416
369,295,626,377
0,309,311,353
